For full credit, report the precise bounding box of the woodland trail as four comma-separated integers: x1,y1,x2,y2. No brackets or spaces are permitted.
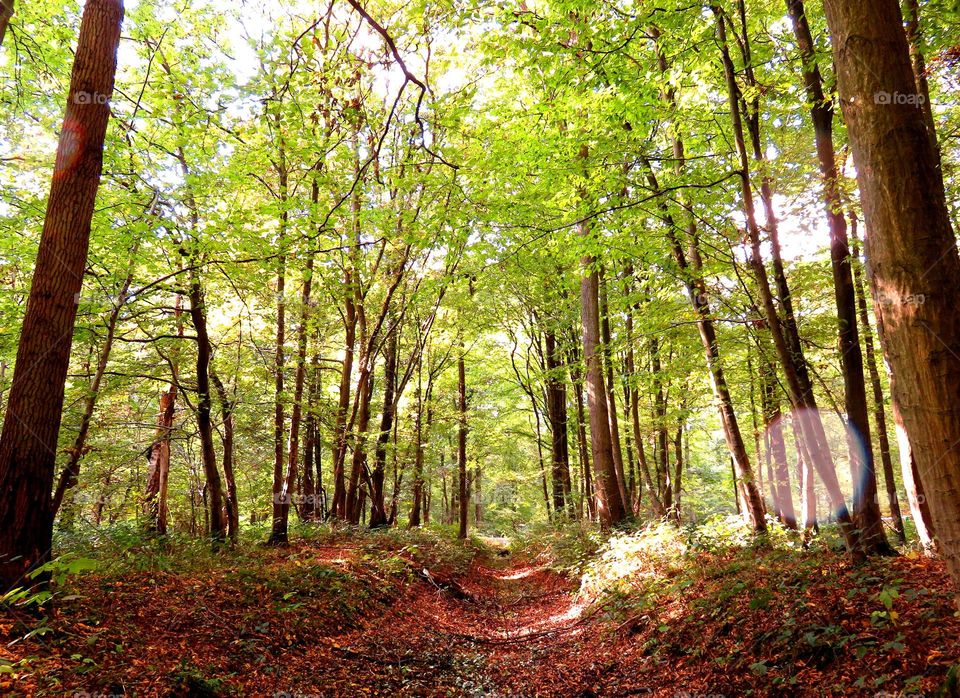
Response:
320,540,595,696
321,539,656,697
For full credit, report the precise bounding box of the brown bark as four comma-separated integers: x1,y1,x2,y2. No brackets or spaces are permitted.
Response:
346,364,374,524
599,268,631,514
641,148,764,527
210,370,239,542
302,342,323,521
369,323,398,528
646,31,765,529
143,295,183,534
823,0,960,596
577,193,627,527
0,0,123,591
651,337,670,510
143,387,176,534
890,396,936,550
270,234,315,540
544,329,572,514
759,354,797,529
187,266,227,542
408,364,426,528
457,348,469,539
567,337,595,519
331,269,357,519
0,1,12,48
672,418,684,522
269,113,288,536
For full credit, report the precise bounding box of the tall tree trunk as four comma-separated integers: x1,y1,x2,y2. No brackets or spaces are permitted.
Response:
651,337,671,510
822,0,960,597
903,0,939,154
143,385,176,534
641,151,763,527
52,250,137,516
599,268,631,514
0,1,12,48
270,117,288,536
890,396,937,550
623,288,644,509
799,436,818,533
331,273,357,519
408,364,426,528
302,362,317,521
457,348,469,539
143,295,183,533
369,324,398,528
544,330,571,515
0,0,123,591
303,332,324,521
672,418,684,522
786,0,889,553
568,339,595,519
715,8,858,553
346,365,374,524
211,370,239,542
534,401,553,519
759,352,797,529
849,213,906,543
187,267,226,542
577,189,627,526
474,464,482,525
272,185,319,540
647,32,765,529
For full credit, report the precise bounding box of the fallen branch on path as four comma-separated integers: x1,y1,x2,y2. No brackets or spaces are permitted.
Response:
417,568,475,602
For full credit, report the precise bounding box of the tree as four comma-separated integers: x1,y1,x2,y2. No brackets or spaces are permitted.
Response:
823,0,960,597
0,0,12,47
578,208,628,526
0,0,124,591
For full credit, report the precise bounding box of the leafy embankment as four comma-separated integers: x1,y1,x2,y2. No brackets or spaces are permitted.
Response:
499,520,960,697
2,521,960,697
0,527,482,696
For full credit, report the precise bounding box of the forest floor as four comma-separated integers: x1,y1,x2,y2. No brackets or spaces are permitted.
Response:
2,522,960,696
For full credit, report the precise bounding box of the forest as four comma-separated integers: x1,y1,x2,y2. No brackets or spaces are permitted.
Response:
1,0,960,695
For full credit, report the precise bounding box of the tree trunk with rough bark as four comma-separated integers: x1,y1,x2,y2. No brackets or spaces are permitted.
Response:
457,348,469,539
0,1,12,48
599,268,631,515
269,117,288,537
187,267,226,542
544,330,571,515
369,324,398,528
211,370,239,542
567,338,595,520
0,0,123,591
823,0,960,597
578,207,627,527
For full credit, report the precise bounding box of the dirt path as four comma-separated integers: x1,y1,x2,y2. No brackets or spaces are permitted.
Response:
321,546,632,697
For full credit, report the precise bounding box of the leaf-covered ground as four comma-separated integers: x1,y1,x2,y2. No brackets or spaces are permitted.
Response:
2,524,959,696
